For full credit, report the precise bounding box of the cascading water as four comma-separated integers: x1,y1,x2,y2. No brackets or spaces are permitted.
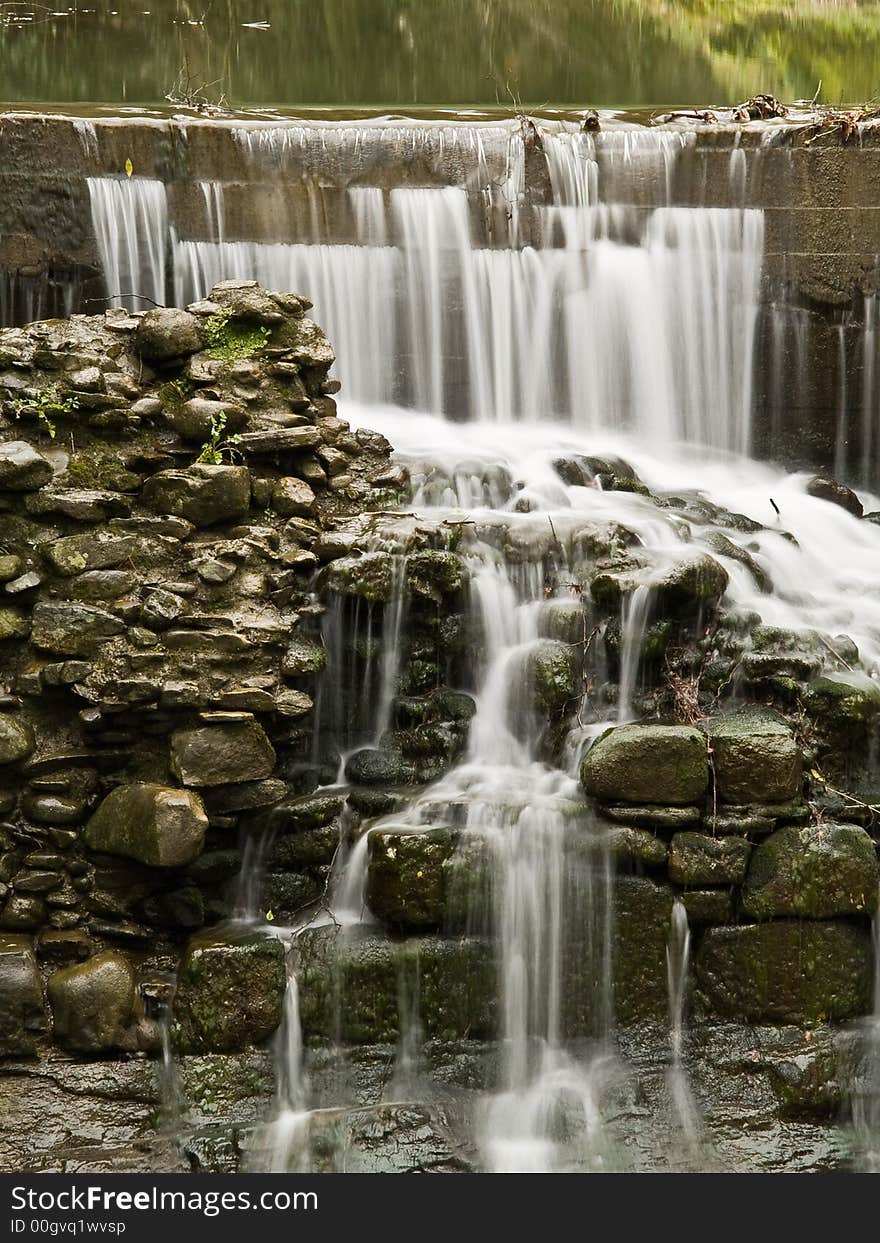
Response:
665,899,704,1158
79,116,880,1171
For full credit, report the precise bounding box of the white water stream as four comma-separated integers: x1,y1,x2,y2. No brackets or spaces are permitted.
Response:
81,118,880,1171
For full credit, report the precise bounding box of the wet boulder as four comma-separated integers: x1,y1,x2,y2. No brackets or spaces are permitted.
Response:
527,640,577,712
173,931,286,1052
47,951,136,1053
367,827,456,929
654,553,728,615
135,307,203,362
319,552,393,602
705,710,802,804
345,747,410,786
668,832,752,884
294,925,494,1045
84,783,208,867
0,441,53,491
0,934,46,1055
613,876,675,1023
170,715,276,787
695,922,872,1024
405,551,465,602
142,464,251,528
581,724,708,805
0,714,35,765
742,823,880,919
806,475,863,518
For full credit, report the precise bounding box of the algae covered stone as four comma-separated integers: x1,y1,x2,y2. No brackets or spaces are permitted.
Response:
742,823,880,919
47,951,135,1053
174,931,286,1052
695,921,872,1023
31,601,125,656
527,640,577,713
613,876,675,1023
581,723,708,805
170,716,276,787
367,827,456,929
295,925,494,1045
668,831,752,885
706,709,802,804
84,783,208,867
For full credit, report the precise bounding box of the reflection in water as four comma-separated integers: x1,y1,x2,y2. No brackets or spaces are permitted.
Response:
3,0,880,108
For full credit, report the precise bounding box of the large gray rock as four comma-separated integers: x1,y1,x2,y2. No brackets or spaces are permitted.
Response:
0,934,46,1055
0,714,35,765
31,601,125,656
0,441,53,491
706,710,802,804
695,921,872,1024
173,932,286,1052
142,465,251,527
170,716,276,787
47,951,135,1053
581,724,708,805
135,307,203,361
84,783,208,867
742,823,880,919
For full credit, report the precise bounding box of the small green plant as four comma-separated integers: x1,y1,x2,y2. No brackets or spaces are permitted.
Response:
197,411,242,465
158,377,194,410
202,307,270,361
9,385,79,439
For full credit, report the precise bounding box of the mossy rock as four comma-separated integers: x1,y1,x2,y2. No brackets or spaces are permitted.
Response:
706,709,802,804
742,823,880,919
294,926,494,1045
367,827,456,929
695,921,872,1024
174,932,286,1052
405,551,464,602
528,639,577,713
320,552,394,603
668,831,752,884
581,724,708,805
613,876,675,1024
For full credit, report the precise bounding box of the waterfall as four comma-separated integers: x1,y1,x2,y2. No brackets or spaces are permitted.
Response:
86,177,168,310
85,120,764,453
665,899,704,1155
618,584,653,722
850,894,880,1170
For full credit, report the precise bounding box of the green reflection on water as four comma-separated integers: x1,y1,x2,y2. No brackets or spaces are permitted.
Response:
1,0,880,109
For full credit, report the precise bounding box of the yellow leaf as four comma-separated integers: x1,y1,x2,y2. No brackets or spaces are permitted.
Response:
124,158,134,178
265,908,275,922
809,768,824,782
